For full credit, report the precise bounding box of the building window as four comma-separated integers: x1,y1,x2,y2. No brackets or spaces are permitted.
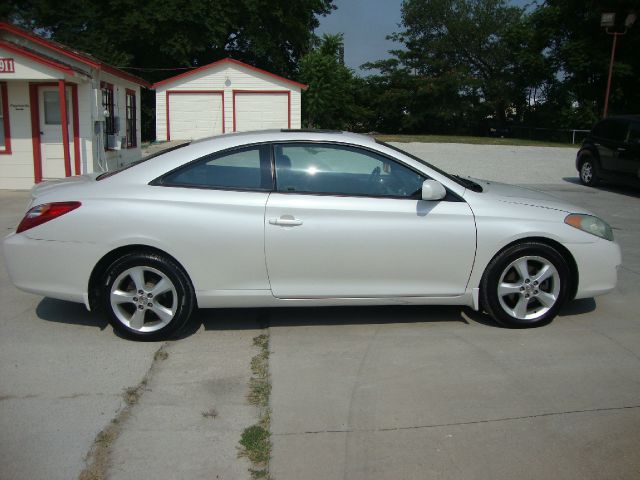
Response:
101,82,114,150
125,89,136,148
43,90,70,125
0,82,10,154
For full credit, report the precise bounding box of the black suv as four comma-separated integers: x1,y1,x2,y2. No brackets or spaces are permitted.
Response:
576,115,640,187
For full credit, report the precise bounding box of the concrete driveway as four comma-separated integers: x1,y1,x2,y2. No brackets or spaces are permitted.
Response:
269,143,640,480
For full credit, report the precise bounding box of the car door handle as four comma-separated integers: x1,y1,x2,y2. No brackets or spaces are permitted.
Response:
269,216,303,226
617,147,626,151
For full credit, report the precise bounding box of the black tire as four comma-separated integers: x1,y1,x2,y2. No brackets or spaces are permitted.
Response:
480,242,570,328
100,251,195,341
578,154,600,187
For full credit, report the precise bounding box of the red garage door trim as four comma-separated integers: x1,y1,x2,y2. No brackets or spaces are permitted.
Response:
165,90,225,141
232,90,291,132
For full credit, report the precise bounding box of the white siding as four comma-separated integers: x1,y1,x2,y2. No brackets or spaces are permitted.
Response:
155,62,302,140
97,71,144,171
0,46,61,80
0,82,35,189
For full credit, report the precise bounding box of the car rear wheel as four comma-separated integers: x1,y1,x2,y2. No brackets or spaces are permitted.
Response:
579,156,599,186
480,242,570,328
100,252,195,341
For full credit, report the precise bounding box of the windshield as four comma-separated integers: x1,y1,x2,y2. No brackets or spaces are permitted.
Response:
375,140,482,192
96,142,191,180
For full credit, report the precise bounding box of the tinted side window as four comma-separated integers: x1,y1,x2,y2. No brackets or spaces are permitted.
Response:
160,145,271,190
610,120,628,142
592,119,627,142
592,120,611,138
627,122,640,143
274,143,425,198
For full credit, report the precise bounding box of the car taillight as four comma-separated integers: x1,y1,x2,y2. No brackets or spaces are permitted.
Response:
16,202,81,233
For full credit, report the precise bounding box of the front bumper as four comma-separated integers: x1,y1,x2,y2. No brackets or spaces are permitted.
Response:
567,238,622,299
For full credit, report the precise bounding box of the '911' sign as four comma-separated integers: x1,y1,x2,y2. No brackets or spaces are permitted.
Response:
0,58,16,73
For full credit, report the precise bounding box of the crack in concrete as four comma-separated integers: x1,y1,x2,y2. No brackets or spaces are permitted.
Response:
0,393,108,401
274,404,640,436
77,342,169,480
621,265,640,276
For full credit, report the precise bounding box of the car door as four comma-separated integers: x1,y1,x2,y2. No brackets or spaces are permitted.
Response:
618,121,640,177
264,142,476,298
596,118,628,173
152,144,273,294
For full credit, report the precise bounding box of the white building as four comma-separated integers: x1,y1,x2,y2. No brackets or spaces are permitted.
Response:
153,58,306,141
0,22,149,189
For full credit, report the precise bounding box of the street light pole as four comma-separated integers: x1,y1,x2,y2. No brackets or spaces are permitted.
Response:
601,12,636,118
603,31,618,118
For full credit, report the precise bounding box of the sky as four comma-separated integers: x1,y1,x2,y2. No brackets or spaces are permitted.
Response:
316,0,532,74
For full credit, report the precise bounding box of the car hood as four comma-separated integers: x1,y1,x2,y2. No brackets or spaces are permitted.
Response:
31,174,100,199
467,178,589,214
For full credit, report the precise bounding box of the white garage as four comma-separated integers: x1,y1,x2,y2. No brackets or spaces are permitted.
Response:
154,58,305,141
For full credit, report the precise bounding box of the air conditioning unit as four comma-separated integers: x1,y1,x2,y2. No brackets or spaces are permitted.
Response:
107,134,121,150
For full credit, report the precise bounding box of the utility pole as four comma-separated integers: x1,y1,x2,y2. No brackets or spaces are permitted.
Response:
601,12,637,118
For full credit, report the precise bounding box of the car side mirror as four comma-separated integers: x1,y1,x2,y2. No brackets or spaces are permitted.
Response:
421,179,446,201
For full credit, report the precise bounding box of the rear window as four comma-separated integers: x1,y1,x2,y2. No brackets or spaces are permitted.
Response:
96,142,190,180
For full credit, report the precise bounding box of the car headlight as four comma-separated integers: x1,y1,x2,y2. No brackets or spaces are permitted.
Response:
564,214,614,241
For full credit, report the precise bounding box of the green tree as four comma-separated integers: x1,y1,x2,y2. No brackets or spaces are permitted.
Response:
529,0,640,127
387,0,530,124
4,0,335,79
299,33,368,129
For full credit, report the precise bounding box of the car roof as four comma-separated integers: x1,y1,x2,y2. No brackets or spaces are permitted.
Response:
188,129,376,148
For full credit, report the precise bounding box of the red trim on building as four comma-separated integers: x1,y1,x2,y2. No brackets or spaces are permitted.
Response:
29,81,80,181
28,84,42,183
71,84,80,175
0,23,100,67
232,90,291,132
152,58,307,90
165,90,225,141
0,82,11,154
0,40,74,75
57,80,72,177
0,22,151,88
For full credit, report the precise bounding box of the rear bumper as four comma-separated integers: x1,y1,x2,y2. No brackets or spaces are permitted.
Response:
3,232,98,307
566,238,621,299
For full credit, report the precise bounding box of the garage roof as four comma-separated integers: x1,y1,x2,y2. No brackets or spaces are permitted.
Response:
152,58,308,90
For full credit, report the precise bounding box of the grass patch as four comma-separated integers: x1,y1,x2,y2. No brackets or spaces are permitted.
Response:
240,425,270,464
239,333,272,480
374,134,575,148
154,349,169,362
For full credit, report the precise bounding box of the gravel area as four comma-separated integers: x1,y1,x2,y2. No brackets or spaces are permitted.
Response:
392,142,578,185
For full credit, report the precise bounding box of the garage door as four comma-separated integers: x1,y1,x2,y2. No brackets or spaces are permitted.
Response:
168,92,223,140
234,92,289,132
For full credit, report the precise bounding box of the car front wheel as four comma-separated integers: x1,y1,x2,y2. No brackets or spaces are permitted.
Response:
579,156,599,186
100,251,195,341
480,242,570,328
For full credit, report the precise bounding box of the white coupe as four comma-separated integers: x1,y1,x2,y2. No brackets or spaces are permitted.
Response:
3,131,621,340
